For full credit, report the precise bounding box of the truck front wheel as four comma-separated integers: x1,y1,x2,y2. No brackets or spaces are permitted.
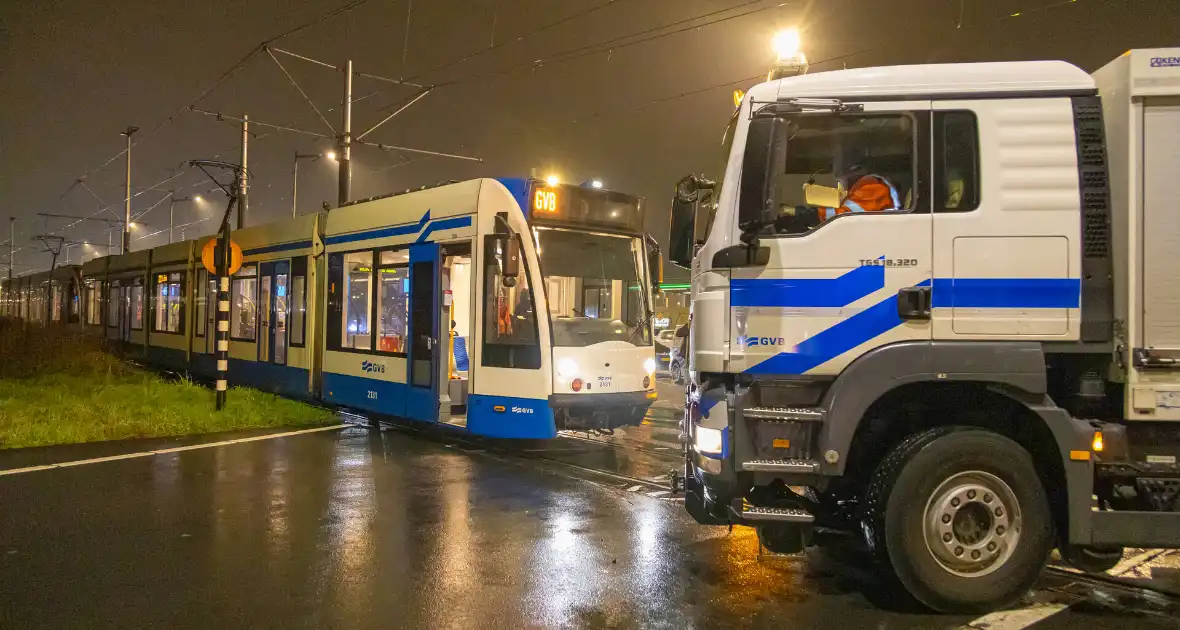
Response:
863,427,1054,613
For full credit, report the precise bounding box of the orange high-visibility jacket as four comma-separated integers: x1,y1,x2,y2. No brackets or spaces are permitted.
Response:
820,175,901,221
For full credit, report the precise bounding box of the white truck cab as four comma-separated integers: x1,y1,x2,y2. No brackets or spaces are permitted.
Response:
668,49,1180,613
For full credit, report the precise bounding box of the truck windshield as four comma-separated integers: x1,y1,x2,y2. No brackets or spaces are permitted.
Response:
536,227,651,347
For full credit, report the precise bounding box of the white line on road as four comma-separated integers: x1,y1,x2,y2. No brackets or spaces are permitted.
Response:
960,602,1069,630
0,424,349,477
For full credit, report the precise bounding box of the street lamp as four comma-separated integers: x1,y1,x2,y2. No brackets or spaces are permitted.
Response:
769,28,809,80
545,174,560,187
293,151,332,217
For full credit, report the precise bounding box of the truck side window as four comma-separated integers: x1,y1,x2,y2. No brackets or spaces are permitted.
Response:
934,111,980,212
770,114,916,235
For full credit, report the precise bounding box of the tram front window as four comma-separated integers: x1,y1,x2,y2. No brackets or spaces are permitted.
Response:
537,228,651,347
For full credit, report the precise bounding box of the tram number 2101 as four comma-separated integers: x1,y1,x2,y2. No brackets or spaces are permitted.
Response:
367,390,378,400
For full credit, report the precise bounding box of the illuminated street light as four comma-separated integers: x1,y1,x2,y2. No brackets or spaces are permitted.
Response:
591,180,604,189
546,174,560,186
194,195,203,202
326,150,337,161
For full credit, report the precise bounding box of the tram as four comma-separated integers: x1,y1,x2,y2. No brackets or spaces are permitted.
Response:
5,177,660,439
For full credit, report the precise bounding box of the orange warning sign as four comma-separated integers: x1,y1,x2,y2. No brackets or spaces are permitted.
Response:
201,238,243,276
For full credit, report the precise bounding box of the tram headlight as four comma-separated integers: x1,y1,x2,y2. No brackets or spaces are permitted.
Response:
643,357,656,376
695,426,724,456
557,358,579,381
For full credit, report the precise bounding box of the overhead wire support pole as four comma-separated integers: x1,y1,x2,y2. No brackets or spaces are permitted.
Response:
7,217,14,281
338,59,353,207
239,115,249,229
121,126,138,254
356,87,433,141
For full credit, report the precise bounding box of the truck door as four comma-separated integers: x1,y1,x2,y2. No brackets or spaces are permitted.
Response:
930,100,1078,340
733,102,934,377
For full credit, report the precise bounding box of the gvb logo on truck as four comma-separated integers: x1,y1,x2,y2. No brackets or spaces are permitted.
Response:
737,335,786,348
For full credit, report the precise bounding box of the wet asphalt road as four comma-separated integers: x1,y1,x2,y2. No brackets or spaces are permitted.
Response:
2,380,1179,629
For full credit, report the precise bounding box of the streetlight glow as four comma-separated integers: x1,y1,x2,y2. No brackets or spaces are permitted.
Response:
194,195,203,202
546,174,560,186
773,28,802,59
326,151,337,161
590,180,604,189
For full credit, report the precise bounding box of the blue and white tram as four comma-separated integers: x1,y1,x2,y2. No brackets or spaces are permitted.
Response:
75,177,660,439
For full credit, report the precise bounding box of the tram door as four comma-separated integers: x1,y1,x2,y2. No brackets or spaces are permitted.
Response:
406,243,439,422
258,261,289,365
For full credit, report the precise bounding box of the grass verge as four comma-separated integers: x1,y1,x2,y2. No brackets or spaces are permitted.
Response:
0,319,336,449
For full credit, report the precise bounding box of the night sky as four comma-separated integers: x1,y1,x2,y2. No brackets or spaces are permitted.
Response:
2,0,1177,277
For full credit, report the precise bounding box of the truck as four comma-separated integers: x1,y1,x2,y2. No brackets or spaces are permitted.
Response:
667,48,1180,613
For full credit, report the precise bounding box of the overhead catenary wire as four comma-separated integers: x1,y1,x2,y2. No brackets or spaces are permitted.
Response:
375,0,639,112
22,0,385,250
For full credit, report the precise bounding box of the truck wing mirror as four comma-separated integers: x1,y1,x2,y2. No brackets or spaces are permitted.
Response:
644,233,663,295
668,174,715,269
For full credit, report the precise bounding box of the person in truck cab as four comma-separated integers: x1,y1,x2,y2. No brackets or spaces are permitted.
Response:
819,164,903,222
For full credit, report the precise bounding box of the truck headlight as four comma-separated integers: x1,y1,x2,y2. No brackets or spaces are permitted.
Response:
557,358,578,381
643,357,656,375
695,426,723,456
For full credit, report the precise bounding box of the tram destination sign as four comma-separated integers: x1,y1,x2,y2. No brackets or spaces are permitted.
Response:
529,182,644,233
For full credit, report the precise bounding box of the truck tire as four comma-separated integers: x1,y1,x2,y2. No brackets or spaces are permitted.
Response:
1060,544,1123,574
862,427,1054,613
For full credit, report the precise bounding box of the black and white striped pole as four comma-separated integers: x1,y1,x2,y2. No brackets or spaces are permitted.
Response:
215,217,231,410
188,158,244,412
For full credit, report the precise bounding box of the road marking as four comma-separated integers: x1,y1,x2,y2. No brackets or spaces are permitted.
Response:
626,485,645,492
0,425,348,476
960,602,1069,630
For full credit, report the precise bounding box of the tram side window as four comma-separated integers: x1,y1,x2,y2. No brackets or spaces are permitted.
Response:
195,270,206,337
482,235,541,369
232,265,258,341
326,251,374,352
108,284,120,327
377,250,409,354
153,272,184,333
52,285,62,322
290,256,307,347
130,279,144,330
84,281,99,325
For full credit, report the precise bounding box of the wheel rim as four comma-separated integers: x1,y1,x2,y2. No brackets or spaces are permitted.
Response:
922,470,1022,578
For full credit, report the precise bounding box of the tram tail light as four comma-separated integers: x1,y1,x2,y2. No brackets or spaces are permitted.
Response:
571,378,584,392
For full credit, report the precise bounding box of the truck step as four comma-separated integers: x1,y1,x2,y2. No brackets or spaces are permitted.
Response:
738,505,815,523
743,407,824,422
742,459,820,473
